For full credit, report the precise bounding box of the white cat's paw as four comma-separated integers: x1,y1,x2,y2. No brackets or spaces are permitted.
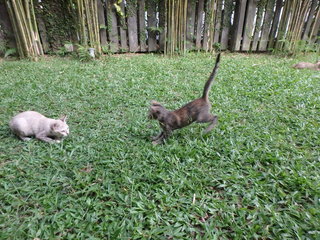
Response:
54,140,61,143
20,137,32,141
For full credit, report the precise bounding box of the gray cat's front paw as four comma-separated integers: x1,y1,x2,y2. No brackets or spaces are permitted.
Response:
152,140,162,145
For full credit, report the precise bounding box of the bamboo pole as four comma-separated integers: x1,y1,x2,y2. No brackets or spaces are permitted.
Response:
30,0,43,55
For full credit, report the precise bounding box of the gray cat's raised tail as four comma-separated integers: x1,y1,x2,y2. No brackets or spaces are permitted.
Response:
202,53,221,101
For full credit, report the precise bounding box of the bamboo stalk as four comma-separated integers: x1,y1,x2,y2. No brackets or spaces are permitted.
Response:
30,0,43,55
11,0,31,57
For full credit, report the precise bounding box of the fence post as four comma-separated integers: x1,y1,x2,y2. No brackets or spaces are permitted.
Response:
147,1,158,52
221,0,234,50
138,0,147,52
259,0,276,51
127,0,139,52
119,1,128,51
195,0,204,50
106,1,119,52
242,0,257,51
186,0,196,49
97,0,107,46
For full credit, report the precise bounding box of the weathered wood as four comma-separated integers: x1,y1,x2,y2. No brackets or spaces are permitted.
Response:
138,0,147,52
0,1,16,50
97,0,107,46
147,1,158,52
268,0,283,49
127,0,139,52
119,1,128,51
106,0,119,52
288,1,310,51
259,0,276,51
275,0,292,50
213,0,223,44
195,0,205,50
251,0,265,51
309,6,320,43
37,16,49,53
158,0,165,51
202,0,211,51
302,0,318,41
220,0,233,50
230,0,248,51
186,0,196,49
242,0,257,51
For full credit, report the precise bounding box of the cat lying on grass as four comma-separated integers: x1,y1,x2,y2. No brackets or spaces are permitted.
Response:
292,60,320,70
10,111,69,143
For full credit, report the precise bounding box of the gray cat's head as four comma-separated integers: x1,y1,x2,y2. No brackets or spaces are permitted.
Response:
51,116,69,138
148,101,168,121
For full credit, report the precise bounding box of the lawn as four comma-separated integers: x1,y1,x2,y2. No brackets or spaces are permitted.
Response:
0,53,319,239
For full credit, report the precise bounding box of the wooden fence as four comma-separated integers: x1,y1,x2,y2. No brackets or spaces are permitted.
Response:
97,0,320,53
1,0,320,56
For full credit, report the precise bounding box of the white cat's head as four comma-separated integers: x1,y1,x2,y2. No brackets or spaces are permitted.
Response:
51,116,69,138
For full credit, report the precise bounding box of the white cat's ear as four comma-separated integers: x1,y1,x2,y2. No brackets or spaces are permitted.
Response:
60,115,67,122
51,123,58,130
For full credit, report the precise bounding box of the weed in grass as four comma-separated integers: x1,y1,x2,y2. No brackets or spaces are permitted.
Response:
0,53,319,239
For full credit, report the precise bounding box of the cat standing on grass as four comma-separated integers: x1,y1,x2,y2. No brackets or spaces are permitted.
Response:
148,53,221,145
10,111,69,143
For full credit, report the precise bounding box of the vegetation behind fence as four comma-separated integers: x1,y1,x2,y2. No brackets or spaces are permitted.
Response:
0,0,319,58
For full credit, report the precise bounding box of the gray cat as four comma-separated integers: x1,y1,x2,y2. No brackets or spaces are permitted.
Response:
9,111,69,143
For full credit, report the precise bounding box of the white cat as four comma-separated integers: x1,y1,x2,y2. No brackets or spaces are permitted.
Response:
292,60,320,70
9,111,69,143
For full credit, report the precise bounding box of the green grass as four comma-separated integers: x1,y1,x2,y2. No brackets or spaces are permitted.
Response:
0,53,319,239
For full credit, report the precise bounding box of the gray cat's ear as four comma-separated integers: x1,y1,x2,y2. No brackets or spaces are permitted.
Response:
151,100,161,106
60,115,67,122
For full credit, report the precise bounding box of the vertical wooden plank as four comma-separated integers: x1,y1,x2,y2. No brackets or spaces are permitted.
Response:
267,0,282,49
147,1,158,52
119,1,128,51
251,0,265,51
275,0,292,50
309,7,320,43
37,16,49,53
186,0,196,49
138,0,147,52
97,0,107,46
127,0,139,52
213,0,223,44
258,0,276,51
242,0,257,51
230,0,248,51
195,0,205,50
202,0,211,51
106,0,119,52
302,0,318,41
0,1,16,50
220,0,234,50
158,0,165,51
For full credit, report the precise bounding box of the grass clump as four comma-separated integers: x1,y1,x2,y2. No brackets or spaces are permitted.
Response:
0,53,319,239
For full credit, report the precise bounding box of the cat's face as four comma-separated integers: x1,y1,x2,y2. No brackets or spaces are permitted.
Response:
51,116,69,138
